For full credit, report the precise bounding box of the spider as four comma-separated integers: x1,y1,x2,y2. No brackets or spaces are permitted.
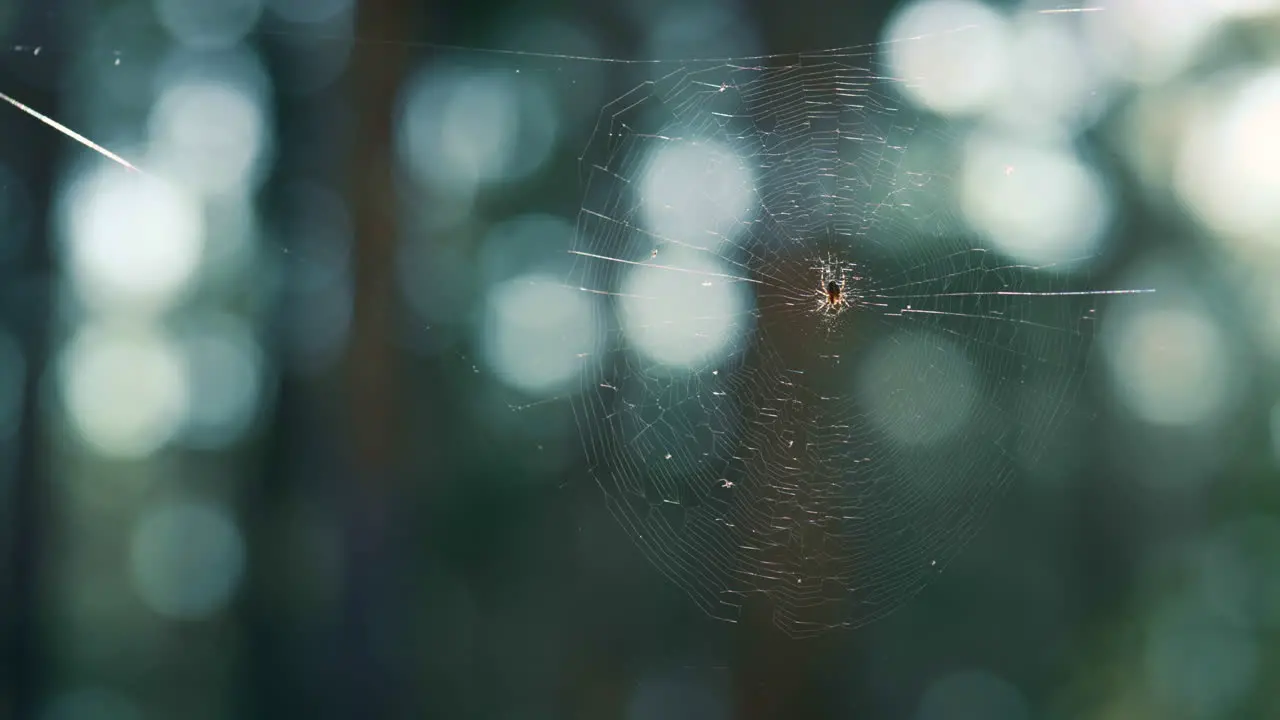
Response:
815,257,855,316
825,279,843,308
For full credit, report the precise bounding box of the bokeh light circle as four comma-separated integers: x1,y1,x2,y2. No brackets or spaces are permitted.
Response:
130,501,245,620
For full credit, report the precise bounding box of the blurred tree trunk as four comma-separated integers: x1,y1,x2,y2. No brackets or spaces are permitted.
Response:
340,0,412,715
0,5,62,714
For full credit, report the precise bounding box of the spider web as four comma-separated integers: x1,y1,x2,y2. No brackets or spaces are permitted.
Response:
0,5,1150,637
566,21,1146,636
